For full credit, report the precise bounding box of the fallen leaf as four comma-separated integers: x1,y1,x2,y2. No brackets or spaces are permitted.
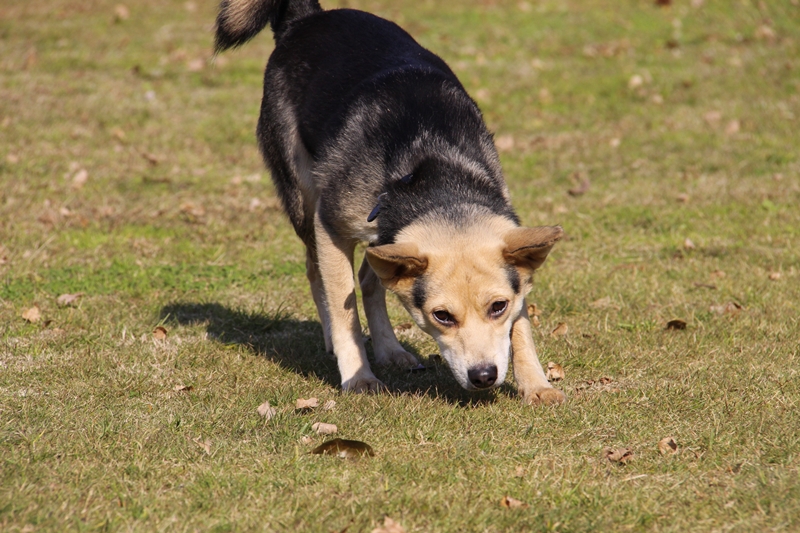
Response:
568,174,591,196
311,438,374,458
683,238,696,250
22,306,41,323
604,447,633,464
703,110,722,125
495,134,515,152
153,326,168,340
531,315,541,327
768,272,781,281
312,422,338,435
710,270,726,279
550,322,568,337
174,384,193,392
71,169,88,189
676,193,690,203
300,435,314,445
526,303,542,316
589,296,613,309
658,436,678,455
514,466,526,477
296,397,319,410
546,361,565,382
610,137,621,148
666,319,687,330
500,495,529,509
725,119,740,135
257,400,277,420
710,302,743,315
322,399,336,411
628,74,644,89
6,153,20,164
755,24,776,41
192,436,211,455
187,58,205,72
394,323,412,332
57,293,83,307
693,282,716,289
114,4,130,21
370,517,406,533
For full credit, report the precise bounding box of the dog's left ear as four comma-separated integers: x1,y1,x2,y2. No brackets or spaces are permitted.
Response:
503,225,563,272
365,243,428,287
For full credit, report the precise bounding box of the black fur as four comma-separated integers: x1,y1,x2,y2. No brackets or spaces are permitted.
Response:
505,264,521,294
215,0,321,51
412,277,427,310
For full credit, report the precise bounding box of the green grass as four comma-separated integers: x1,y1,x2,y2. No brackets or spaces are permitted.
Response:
2,0,800,531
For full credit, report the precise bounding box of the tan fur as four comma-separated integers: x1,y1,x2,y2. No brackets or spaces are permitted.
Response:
218,0,264,37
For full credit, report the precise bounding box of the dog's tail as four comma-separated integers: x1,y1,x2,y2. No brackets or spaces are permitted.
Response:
215,0,322,51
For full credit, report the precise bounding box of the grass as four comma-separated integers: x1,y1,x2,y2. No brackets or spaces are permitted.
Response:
1,0,799,531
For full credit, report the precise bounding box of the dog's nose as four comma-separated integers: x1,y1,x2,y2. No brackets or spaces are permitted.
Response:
468,364,498,389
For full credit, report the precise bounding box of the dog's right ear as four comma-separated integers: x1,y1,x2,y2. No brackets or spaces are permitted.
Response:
365,244,428,287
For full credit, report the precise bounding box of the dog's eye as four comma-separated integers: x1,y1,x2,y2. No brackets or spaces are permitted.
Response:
489,300,508,318
432,310,456,326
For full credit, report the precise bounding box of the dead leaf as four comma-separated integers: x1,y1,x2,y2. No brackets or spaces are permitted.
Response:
174,384,193,392
768,272,781,281
257,400,277,420
628,74,644,89
71,169,88,189
755,24,776,41
370,517,406,533
604,447,633,464
531,315,541,327
187,58,205,72
6,153,20,164
666,319,687,330
710,270,726,279
311,438,374,458
322,399,337,411
394,323,412,332
57,293,83,307
114,4,130,21
568,174,591,196
546,361,565,382
191,436,211,455
693,282,716,289
153,326,168,340
22,306,41,323
526,303,542,316
725,119,740,135
676,193,690,203
589,296,613,309
296,397,319,410
550,322,568,337
495,134,515,152
312,422,338,435
658,436,678,455
683,238,696,250
703,110,722,125
710,302,743,315
300,435,314,445
500,495,529,509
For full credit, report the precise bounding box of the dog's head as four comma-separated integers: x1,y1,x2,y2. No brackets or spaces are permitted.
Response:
366,214,562,391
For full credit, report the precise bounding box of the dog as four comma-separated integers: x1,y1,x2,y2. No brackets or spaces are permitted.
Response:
215,0,566,405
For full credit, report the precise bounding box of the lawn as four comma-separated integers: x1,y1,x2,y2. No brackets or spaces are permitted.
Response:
1,0,799,531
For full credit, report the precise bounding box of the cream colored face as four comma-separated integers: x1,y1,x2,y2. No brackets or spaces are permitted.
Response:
366,213,562,391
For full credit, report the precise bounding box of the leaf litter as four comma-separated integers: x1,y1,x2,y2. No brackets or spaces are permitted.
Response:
296,397,319,410
312,422,338,435
22,306,42,323
604,447,633,464
658,437,679,455
257,400,277,420
501,495,529,509
57,293,83,307
370,517,406,533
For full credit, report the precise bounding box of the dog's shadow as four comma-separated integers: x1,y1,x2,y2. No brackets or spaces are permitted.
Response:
160,302,510,406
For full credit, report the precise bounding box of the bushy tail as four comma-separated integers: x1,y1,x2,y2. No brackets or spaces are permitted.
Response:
215,0,322,51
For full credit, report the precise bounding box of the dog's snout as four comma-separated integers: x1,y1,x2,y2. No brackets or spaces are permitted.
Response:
468,364,498,389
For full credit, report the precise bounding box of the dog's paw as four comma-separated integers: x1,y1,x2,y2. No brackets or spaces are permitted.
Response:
342,374,388,394
522,386,566,406
375,348,419,368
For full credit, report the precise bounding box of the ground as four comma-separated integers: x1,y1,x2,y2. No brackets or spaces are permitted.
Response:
1,0,799,531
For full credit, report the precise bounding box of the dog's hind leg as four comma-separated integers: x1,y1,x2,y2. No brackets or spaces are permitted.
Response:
511,299,566,405
314,213,385,392
358,252,419,368
306,245,332,353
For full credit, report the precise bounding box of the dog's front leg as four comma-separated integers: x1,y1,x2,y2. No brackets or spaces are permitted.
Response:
358,253,419,368
314,214,385,392
511,299,566,405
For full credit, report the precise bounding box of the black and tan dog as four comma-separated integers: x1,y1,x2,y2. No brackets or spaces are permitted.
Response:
215,0,566,404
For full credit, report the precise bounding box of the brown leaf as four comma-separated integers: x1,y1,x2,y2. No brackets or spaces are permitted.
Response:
257,400,277,420
683,238,696,250
568,174,591,196
312,422,338,435
710,302,743,315
665,319,687,330
526,303,542,316
531,315,541,327
500,495,529,509
71,169,88,189
394,322,413,332
174,384,193,392
550,322,568,337
703,110,722,125
604,447,633,464
300,435,314,445
546,361,565,382
191,436,211,455
296,397,319,410
153,326,168,340
311,438,374,458
658,436,678,455
322,399,337,411
22,306,41,323
114,4,130,21
676,193,690,203
370,517,406,533
495,134,515,153
57,293,83,307
768,272,782,281
725,119,740,135
710,269,726,279
589,296,613,309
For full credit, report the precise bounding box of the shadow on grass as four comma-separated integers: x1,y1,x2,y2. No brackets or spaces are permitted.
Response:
160,301,510,407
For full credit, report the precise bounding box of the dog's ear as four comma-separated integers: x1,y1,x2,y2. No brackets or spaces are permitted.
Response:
503,225,563,272
365,243,428,286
